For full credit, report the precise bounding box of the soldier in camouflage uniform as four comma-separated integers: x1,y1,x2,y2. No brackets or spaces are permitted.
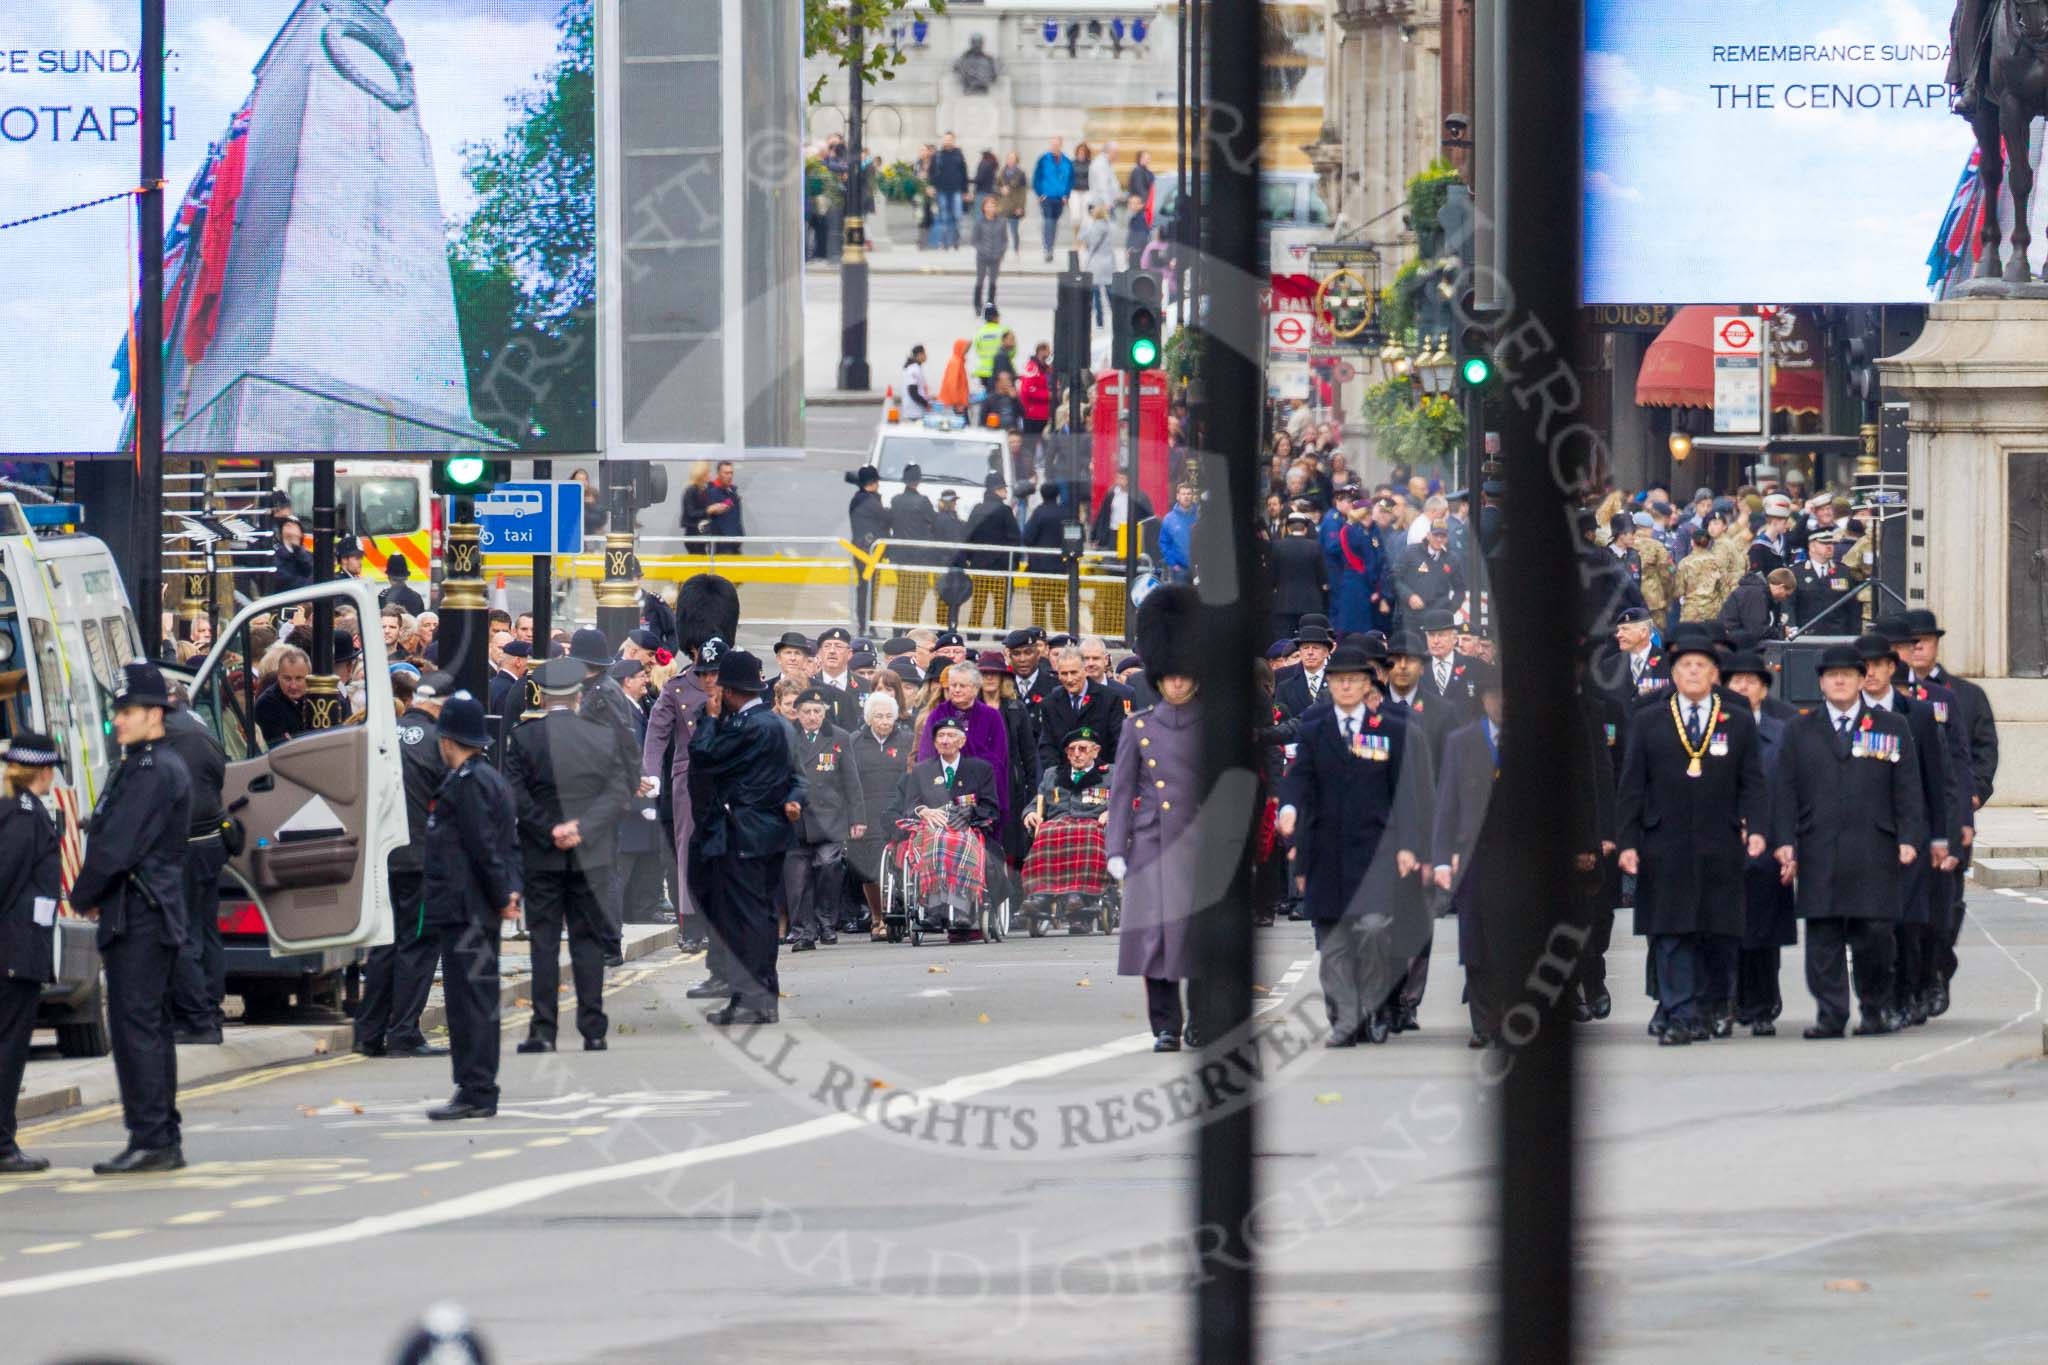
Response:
1675,526,1734,624
1637,523,1676,627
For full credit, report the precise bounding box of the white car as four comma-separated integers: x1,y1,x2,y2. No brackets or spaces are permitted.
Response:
865,421,1026,517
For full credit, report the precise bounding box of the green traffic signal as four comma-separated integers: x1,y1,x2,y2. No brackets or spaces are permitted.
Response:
1130,336,1160,368
1459,355,1492,387
444,456,489,487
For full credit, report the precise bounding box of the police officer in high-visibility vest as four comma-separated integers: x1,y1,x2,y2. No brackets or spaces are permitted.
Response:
970,305,1005,386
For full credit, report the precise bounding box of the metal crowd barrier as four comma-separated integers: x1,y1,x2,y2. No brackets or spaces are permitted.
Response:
478,532,1140,644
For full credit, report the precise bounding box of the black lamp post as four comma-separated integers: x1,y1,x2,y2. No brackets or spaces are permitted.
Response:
837,20,871,391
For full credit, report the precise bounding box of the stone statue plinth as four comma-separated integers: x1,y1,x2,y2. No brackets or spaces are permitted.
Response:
1883,299,2048,804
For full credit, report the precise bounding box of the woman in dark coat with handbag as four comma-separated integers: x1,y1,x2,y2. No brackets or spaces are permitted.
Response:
1105,588,1204,1052
847,690,916,938
0,735,65,1174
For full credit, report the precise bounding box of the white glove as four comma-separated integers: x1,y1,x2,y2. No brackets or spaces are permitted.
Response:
1107,856,1128,882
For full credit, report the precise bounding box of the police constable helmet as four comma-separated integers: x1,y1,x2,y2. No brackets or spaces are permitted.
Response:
714,650,769,694
569,628,613,667
695,637,727,673
436,694,493,750
113,661,172,711
4,733,62,767
533,657,585,697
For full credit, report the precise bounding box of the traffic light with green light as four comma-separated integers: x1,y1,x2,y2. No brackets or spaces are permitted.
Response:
1459,353,1493,387
1110,269,1163,372
431,456,508,497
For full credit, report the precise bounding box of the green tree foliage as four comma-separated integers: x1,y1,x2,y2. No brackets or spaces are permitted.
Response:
805,0,949,104
448,0,597,452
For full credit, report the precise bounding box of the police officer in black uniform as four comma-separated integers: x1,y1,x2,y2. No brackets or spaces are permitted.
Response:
70,663,193,1173
689,650,800,1025
355,672,452,1058
380,553,426,615
162,687,229,1045
422,693,522,1121
507,658,633,1052
0,734,64,1175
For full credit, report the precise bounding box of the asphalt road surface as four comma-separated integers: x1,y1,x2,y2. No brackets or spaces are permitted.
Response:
5,891,2046,1364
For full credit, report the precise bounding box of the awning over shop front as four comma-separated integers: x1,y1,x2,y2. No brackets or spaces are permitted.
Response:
1635,305,1823,414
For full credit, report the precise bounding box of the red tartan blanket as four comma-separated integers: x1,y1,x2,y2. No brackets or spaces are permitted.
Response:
901,824,988,904
1022,816,1109,896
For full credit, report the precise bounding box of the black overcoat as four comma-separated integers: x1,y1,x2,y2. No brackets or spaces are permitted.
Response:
1616,694,1767,938
1769,704,1927,923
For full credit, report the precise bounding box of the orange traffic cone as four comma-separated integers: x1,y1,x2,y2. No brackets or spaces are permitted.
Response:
885,385,899,423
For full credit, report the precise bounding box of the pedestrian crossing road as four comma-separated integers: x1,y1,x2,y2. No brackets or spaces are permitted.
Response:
4,892,2046,1364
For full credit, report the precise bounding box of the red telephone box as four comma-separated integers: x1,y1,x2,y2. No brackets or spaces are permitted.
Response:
1090,369,1171,515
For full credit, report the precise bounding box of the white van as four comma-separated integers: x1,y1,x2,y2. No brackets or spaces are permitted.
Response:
0,498,406,1049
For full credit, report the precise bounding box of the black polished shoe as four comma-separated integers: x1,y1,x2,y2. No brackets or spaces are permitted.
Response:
1657,1027,1692,1046
1467,1031,1493,1050
1323,1030,1357,1048
789,938,817,952
685,977,732,1000
603,951,626,968
426,1099,497,1122
1689,1022,1715,1043
1394,1005,1420,1033
1153,1031,1182,1053
1853,1016,1896,1037
173,1027,223,1045
1182,1025,1203,1049
1802,1024,1845,1040
389,1042,450,1058
584,1038,608,1052
0,1150,51,1175
93,1144,185,1175
706,1005,778,1026
818,931,839,945
1572,999,1594,1023
352,1040,388,1058
1710,1015,1734,1039
1588,993,1613,1020
1929,983,1952,1017
516,1038,554,1054
1751,1020,1776,1037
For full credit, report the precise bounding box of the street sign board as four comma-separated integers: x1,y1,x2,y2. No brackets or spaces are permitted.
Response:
1712,313,1762,433
1269,313,1312,355
475,481,584,555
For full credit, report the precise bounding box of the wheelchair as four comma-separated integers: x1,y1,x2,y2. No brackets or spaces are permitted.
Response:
881,823,1008,945
1019,814,1122,937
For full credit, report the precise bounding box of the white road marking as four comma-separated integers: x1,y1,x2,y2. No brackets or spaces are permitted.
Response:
1255,958,1316,1016
1890,919,2047,1073
0,1028,1158,1299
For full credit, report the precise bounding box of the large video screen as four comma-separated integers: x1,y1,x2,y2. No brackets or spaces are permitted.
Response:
0,0,596,457
1583,0,1977,304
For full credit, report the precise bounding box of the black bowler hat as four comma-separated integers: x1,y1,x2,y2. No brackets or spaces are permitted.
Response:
1900,608,1944,638
1853,633,1896,661
1294,622,1335,646
1388,630,1428,658
1872,615,1916,645
436,694,493,749
334,630,362,664
113,661,172,710
1418,609,1458,634
569,628,613,667
1664,635,1720,665
1297,613,1331,633
774,631,814,656
1722,651,1774,683
1324,644,1380,676
1817,643,1865,674
715,649,768,693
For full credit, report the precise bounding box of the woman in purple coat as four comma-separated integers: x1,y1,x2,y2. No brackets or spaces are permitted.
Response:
914,661,1011,821
1105,586,1204,1052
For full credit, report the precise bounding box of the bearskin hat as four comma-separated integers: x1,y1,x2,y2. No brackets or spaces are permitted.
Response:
675,573,740,656
1135,583,1202,689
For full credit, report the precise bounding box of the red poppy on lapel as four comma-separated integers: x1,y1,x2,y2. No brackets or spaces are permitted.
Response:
1858,713,1874,732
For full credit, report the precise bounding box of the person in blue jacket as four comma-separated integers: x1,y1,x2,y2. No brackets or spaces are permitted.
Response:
1031,136,1075,261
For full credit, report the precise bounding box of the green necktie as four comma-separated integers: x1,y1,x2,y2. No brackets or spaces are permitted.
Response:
945,765,956,789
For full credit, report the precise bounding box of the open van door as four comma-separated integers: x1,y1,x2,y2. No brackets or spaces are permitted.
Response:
185,581,404,954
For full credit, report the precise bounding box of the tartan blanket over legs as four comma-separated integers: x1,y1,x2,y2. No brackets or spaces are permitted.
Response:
902,824,988,907
1022,817,1110,897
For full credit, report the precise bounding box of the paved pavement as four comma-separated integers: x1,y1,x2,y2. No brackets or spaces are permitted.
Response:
4,890,2045,1364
